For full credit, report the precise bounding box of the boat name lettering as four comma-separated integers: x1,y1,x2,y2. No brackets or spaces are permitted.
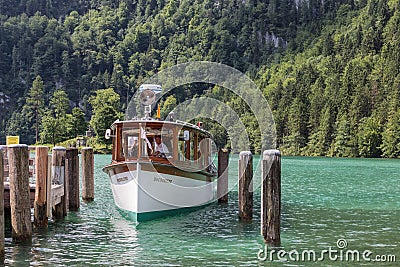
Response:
154,176,172,184
117,176,129,183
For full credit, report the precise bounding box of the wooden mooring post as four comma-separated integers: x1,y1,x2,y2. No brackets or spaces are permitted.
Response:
52,147,66,219
1,143,81,242
34,146,49,227
261,150,281,245
238,151,253,222
82,147,94,202
46,155,52,218
0,146,6,158
217,149,229,203
0,149,4,259
8,145,32,243
66,148,79,211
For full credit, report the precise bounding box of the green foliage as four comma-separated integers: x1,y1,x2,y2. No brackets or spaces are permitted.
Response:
357,116,382,157
304,106,333,156
24,75,45,143
381,108,400,158
39,89,87,145
40,111,66,146
280,97,305,155
330,112,355,157
40,90,69,145
50,90,70,118
257,0,400,158
89,88,123,144
67,107,88,138
89,88,121,112
5,109,32,144
160,95,177,119
6,75,45,144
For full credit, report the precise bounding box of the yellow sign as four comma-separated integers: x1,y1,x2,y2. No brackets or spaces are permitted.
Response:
6,136,19,145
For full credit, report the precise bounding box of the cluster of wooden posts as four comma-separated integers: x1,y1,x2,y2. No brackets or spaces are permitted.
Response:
217,149,281,246
0,145,95,259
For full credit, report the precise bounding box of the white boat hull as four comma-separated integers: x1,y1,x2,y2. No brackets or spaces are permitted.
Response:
106,162,217,221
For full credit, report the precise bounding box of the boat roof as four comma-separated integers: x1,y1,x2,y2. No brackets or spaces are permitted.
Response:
111,119,212,136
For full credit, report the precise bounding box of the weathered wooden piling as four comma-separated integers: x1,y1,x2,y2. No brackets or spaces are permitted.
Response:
52,147,66,219
66,148,80,211
8,145,32,243
0,146,6,158
0,149,5,258
82,147,94,202
217,149,229,203
238,151,253,222
34,146,49,227
261,150,281,245
46,155,52,218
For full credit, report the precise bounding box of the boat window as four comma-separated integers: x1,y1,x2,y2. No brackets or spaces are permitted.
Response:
115,126,125,161
177,130,201,161
175,129,210,170
198,135,206,166
178,129,190,160
122,128,140,160
143,126,173,158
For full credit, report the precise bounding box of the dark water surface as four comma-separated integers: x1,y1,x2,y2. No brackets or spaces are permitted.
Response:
4,155,399,266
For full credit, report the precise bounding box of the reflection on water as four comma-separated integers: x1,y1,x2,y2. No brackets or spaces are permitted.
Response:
3,155,400,266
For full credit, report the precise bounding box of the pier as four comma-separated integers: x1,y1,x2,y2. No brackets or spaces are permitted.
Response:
0,145,94,248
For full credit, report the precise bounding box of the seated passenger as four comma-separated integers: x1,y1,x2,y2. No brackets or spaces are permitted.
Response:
153,135,169,157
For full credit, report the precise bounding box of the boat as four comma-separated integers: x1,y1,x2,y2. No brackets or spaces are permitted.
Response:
102,84,218,221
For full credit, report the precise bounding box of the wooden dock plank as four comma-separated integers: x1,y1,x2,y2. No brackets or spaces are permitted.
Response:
3,183,63,209
3,182,35,209
51,185,64,206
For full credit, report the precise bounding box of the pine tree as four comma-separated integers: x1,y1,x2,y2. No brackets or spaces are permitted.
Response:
330,112,354,157
305,106,332,156
24,75,45,143
357,116,382,157
66,107,88,139
40,90,70,145
281,98,305,155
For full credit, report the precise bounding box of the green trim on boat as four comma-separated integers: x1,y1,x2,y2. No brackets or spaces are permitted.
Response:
117,203,213,222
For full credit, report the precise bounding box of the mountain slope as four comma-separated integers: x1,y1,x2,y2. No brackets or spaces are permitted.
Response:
2,0,399,158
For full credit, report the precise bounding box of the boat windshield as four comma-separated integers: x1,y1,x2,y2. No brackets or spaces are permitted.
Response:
121,125,174,160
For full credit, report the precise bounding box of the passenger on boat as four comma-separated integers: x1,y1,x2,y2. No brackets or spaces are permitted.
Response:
153,135,169,157
128,136,138,157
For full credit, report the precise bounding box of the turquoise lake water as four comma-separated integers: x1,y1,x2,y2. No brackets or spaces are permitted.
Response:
4,155,399,266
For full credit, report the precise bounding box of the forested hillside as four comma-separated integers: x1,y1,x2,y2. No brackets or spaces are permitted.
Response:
0,0,399,157
260,0,400,157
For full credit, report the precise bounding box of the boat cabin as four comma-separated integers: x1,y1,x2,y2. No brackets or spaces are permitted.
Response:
110,120,213,172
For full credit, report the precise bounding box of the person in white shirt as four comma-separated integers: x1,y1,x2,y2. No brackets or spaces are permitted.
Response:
154,135,169,156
